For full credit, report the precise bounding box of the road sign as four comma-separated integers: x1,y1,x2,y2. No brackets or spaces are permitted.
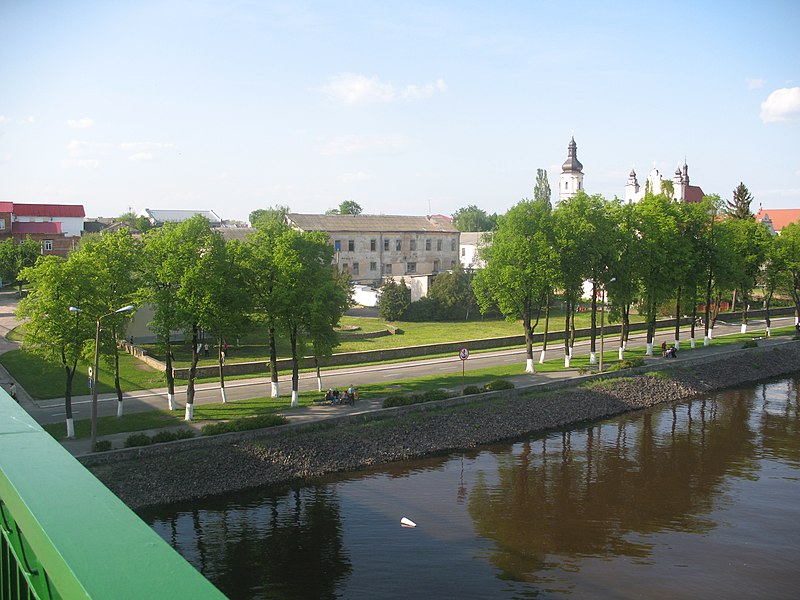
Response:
459,347,469,361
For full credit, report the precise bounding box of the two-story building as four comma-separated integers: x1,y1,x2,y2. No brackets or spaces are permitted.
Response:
285,213,460,288
0,202,85,257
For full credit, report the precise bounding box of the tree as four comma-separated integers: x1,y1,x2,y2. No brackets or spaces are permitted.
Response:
17,255,96,438
427,264,478,320
325,200,363,216
0,236,41,292
378,279,410,321
773,221,800,326
118,211,153,232
249,205,290,227
726,182,754,220
451,205,497,232
533,169,552,209
473,199,556,373
727,217,772,333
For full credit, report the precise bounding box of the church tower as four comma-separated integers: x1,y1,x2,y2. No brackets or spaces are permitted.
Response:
625,168,641,203
559,136,584,202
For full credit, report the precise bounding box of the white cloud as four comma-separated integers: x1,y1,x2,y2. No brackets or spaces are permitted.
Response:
67,139,113,157
25,116,35,124
67,117,94,128
338,171,369,184
320,134,407,156
746,78,765,90
128,152,153,161
0,115,8,125
322,73,447,105
119,141,176,151
62,158,99,169
760,87,800,123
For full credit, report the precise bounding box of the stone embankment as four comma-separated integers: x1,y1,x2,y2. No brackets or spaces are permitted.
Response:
90,343,800,510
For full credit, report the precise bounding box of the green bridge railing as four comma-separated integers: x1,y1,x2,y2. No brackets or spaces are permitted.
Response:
0,393,225,599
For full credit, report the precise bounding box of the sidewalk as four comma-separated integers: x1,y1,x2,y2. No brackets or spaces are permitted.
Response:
52,323,795,458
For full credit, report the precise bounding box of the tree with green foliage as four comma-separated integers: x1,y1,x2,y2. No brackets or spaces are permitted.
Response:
533,169,552,209
71,230,140,415
726,182,754,220
758,232,785,336
17,256,96,437
726,217,772,333
325,200,363,215
379,278,411,321
606,200,640,358
0,236,42,292
451,205,497,232
118,211,154,232
473,199,557,373
428,264,478,321
772,221,800,326
249,205,290,227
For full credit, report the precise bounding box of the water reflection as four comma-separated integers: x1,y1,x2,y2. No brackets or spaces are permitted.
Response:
141,376,800,599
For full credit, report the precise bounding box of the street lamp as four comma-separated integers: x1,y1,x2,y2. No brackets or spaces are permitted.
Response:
69,304,135,451
599,278,616,374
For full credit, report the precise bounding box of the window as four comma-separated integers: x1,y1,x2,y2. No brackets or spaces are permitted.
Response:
384,239,390,251
451,239,456,251
334,240,341,252
385,263,393,275
44,240,53,251
407,262,416,273
433,260,440,272
0,219,5,230
352,262,359,275
437,239,442,251
461,247,466,257
410,239,417,251
425,239,431,251
451,260,456,269
348,239,355,252
565,181,569,190
395,239,401,251
370,261,377,271
370,239,377,251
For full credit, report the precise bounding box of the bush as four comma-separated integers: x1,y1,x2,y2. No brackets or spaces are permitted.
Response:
383,393,413,408
403,297,442,322
483,379,515,392
462,385,482,395
93,440,112,452
173,429,196,440
201,414,287,436
125,433,153,448
610,358,646,371
422,388,451,402
742,339,758,349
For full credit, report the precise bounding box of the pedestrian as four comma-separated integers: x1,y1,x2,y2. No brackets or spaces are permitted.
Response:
661,341,667,357
204,343,209,357
10,382,17,402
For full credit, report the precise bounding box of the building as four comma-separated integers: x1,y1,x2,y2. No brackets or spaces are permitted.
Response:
285,213,460,286
755,207,800,235
559,136,585,203
459,231,488,271
0,202,85,257
624,163,704,203
144,209,223,227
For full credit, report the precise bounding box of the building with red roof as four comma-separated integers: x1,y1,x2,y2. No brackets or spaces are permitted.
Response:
0,202,85,257
755,207,800,235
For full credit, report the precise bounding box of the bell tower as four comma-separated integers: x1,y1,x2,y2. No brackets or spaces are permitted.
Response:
559,136,584,203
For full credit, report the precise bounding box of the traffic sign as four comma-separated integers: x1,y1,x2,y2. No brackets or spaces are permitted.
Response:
459,347,469,361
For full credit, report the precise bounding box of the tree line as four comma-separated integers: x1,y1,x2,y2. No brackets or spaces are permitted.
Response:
18,210,349,437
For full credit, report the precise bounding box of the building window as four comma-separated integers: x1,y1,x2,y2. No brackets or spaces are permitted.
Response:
385,263,393,275
348,239,355,252
425,239,431,251
565,181,569,190
451,260,456,269
352,262,359,275
371,239,377,251
0,219,5,230
407,262,416,273
461,247,466,257
451,239,456,251
437,239,442,251
433,260,440,272
334,240,341,252
384,239,390,251
395,239,401,251
370,261,377,271
44,240,53,251
410,239,416,251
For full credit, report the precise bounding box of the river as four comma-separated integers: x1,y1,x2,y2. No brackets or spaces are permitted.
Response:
141,375,800,599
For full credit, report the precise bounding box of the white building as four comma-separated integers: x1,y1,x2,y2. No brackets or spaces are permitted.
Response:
459,231,488,271
559,136,585,203
624,163,705,203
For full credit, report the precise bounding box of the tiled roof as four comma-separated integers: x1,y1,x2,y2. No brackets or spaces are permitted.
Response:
755,208,800,233
13,222,62,234
145,209,222,225
684,185,705,203
11,203,85,217
287,213,459,234
459,232,489,245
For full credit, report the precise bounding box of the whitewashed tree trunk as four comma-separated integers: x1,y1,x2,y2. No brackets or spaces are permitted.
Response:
538,349,546,364
704,335,711,346
674,339,680,350
741,323,747,334
690,337,696,349
525,358,535,373
184,404,193,421
766,327,771,337
271,381,279,398
116,401,123,418
589,351,597,365
291,390,299,407
316,375,322,392
564,354,571,368
168,393,176,411
645,342,653,356
618,347,624,361
66,418,75,439
220,387,227,403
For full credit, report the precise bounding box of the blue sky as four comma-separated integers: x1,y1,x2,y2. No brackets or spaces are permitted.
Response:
1,0,798,222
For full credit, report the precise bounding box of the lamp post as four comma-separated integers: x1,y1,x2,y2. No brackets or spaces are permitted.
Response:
599,278,616,374
69,304,135,451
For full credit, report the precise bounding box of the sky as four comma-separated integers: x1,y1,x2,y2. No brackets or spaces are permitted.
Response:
1,0,799,223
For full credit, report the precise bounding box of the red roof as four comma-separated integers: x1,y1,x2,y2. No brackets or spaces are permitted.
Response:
684,185,705,203
755,208,800,234
10,203,85,218
0,202,13,213
13,222,62,234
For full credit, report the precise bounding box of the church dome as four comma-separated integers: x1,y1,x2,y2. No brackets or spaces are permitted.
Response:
561,137,583,173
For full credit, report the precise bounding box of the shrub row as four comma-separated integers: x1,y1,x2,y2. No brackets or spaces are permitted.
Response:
199,414,288,436
124,428,196,448
381,379,516,408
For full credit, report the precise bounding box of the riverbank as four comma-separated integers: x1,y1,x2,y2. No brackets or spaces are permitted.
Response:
89,341,800,510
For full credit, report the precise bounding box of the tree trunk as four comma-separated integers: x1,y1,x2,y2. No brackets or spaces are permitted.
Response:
290,324,299,407
63,360,77,438
218,337,227,403
704,266,713,345
540,291,550,364
740,289,749,334
523,304,534,374
165,337,176,410
314,356,322,392
764,292,773,336
589,280,597,364
563,297,572,367
673,286,682,349
268,322,279,398
185,324,199,421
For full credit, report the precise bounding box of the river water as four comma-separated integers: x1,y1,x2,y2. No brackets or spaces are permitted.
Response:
141,375,800,599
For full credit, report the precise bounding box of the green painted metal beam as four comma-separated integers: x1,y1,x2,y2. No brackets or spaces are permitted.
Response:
0,394,225,599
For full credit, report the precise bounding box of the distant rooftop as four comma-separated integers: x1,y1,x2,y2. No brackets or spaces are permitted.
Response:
0,202,85,218
144,209,222,226
286,213,458,234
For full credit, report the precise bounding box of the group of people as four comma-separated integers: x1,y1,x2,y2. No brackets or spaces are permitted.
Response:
661,341,678,358
323,385,358,405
